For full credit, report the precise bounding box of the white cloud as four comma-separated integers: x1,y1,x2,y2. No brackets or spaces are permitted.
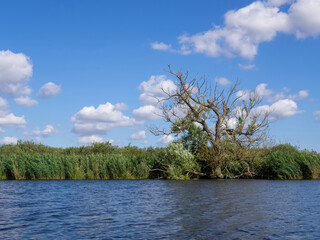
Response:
237,83,281,102
0,113,26,127
133,105,162,122
157,135,174,145
138,75,177,106
78,135,115,145
78,135,104,145
72,102,135,136
289,0,320,38
224,117,238,130
24,124,57,138
255,83,273,98
151,42,192,55
153,0,320,59
151,42,174,51
256,99,301,120
288,90,309,100
14,96,38,107
114,103,129,111
238,64,256,70
215,77,231,86
38,82,61,98
0,50,33,97
0,136,18,145
130,130,146,140
0,98,27,130
236,89,251,101
176,1,290,59
42,125,57,137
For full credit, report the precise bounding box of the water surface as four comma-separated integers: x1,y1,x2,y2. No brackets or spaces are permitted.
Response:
0,180,319,239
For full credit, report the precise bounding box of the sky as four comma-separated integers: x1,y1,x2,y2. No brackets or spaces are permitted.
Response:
0,0,320,150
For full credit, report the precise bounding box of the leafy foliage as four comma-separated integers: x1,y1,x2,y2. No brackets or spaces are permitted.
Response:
259,144,320,179
0,141,319,180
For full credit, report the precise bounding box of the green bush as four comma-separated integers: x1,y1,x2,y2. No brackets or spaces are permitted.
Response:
260,151,302,179
163,142,201,179
259,145,320,180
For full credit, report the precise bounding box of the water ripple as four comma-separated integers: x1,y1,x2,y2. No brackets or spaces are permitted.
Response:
0,180,320,239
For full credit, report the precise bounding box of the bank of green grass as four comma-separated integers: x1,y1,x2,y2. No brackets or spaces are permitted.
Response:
259,144,320,180
0,153,153,180
0,141,319,180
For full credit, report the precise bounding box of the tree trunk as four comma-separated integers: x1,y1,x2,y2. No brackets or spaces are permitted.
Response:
212,165,224,178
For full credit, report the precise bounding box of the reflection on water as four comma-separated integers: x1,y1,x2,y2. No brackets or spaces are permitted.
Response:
0,180,319,239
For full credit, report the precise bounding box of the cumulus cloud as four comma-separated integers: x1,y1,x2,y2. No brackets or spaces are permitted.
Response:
289,0,320,38
14,96,38,107
38,82,61,98
138,75,176,106
0,136,18,145
0,113,26,128
114,103,129,111
72,102,135,136
153,0,320,59
215,77,231,86
0,95,26,130
78,135,114,145
157,135,174,145
24,124,57,138
236,83,273,100
236,83,305,120
42,125,57,137
78,135,104,144
237,83,293,103
288,90,309,100
256,99,301,120
224,117,238,130
130,130,146,140
133,105,162,122
133,75,176,124
0,50,33,97
255,83,273,98
151,42,174,51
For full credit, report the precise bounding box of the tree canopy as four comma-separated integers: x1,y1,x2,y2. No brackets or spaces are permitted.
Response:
151,66,270,178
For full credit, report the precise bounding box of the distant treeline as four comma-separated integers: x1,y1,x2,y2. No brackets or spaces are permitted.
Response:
0,141,319,180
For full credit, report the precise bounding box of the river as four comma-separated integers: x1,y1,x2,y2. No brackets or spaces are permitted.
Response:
0,180,319,239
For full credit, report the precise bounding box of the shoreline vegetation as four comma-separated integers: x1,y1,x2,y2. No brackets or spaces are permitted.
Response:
0,141,319,181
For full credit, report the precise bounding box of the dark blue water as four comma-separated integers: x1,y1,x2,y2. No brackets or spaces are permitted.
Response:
0,180,319,239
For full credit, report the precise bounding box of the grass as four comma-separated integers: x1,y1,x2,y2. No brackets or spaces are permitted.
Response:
0,141,319,180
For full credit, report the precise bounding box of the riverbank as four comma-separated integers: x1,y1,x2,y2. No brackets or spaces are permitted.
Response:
0,141,319,180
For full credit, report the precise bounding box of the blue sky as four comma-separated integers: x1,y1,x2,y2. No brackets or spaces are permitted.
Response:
0,0,320,150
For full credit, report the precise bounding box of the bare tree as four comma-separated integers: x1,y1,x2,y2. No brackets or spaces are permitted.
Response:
151,66,270,178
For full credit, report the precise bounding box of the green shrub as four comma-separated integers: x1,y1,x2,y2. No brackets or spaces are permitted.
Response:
163,142,200,179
